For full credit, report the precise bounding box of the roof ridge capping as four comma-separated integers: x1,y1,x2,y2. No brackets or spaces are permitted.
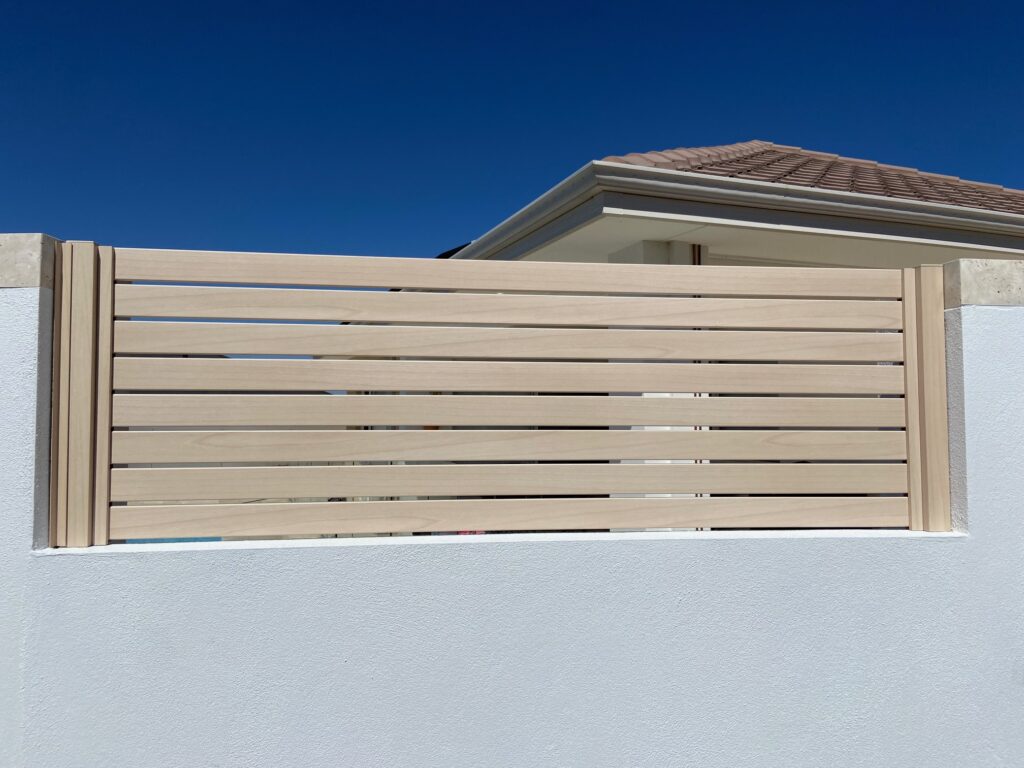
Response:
599,140,1024,216
605,139,772,170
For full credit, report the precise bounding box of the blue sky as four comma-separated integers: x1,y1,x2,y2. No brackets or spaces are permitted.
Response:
2,1,1022,257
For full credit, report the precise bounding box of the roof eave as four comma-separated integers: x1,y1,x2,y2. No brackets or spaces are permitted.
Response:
453,160,1024,260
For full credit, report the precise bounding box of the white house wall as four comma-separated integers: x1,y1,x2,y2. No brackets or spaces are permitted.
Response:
3,236,1023,768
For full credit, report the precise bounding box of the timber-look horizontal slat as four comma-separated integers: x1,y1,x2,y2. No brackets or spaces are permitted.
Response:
112,395,908,428
114,322,904,361
114,285,904,330
110,496,910,538
109,462,909,501
111,429,909,463
113,249,904,298
112,358,906,394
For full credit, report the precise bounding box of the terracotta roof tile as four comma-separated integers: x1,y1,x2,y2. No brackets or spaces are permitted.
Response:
602,140,1024,216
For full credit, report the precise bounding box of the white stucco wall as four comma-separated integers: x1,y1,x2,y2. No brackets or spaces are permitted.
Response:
3,247,1024,767
0,283,53,768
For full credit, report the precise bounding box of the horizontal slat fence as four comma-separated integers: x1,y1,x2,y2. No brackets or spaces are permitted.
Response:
50,246,954,544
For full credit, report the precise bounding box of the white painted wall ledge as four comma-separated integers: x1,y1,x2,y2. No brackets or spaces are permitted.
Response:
32,528,965,557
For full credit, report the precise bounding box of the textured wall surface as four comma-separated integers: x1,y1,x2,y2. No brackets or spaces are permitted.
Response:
4,294,1024,767
0,287,50,768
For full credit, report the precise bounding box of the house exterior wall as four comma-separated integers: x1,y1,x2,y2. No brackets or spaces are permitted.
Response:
3,236,1023,768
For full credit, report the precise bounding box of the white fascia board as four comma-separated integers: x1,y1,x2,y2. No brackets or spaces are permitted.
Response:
451,163,601,260
455,161,1024,261
591,162,1024,236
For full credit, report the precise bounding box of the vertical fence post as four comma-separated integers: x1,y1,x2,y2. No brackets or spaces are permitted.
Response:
902,268,925,530
905,265,953,531
50,242,71,546
915,264,952,531
92,246,115,545
64,241,99,547
49,241,115,547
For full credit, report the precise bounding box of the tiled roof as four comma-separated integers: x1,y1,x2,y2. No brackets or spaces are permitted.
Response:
603,140,1024,216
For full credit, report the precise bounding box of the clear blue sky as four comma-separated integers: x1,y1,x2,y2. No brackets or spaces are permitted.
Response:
3,1,1022,257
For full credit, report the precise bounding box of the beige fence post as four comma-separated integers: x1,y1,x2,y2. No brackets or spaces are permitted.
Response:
92,246,115,545
49,241,116,547
50,242,71,546
901,268,924,529
65,242,98,546
915,265,952,531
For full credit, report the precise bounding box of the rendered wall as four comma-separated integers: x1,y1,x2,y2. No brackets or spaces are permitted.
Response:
3,239,1024,767
1,234,55,768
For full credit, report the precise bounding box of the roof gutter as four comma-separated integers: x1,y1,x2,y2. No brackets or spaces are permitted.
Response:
453,161,1024,260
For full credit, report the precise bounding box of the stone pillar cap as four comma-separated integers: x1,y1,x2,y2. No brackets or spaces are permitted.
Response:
944,258,1024,308
0,234,59,289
